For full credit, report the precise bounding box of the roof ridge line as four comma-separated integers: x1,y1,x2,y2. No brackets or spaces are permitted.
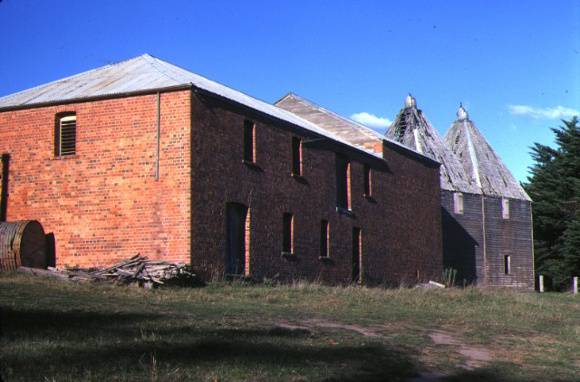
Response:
273,92,297,105
278,92,386,140
463,120,483,189
0,54,150,102
279,93,440,162
139,55,289,114
444,116,531,200
465,119,530,199
143,55,187,85
388,101,482,194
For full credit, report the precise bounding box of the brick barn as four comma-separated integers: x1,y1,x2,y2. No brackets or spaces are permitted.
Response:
0,54,443,285
387,97,534,288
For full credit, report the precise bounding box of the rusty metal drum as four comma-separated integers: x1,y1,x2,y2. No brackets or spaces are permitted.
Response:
0,220,47,271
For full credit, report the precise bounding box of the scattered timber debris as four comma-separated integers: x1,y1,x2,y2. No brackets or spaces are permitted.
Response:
415,280,446,289
17,255,204,288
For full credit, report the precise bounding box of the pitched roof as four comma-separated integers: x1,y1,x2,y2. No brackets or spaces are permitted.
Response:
275,93,436,163
0,54,187,108
0,54,379,158
275,93,384,153
386,95,480,193
444,105,531,200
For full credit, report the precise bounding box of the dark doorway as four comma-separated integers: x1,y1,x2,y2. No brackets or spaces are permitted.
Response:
46,233,56,267
1,153,10,222
225,203,249,276
352,227,362,283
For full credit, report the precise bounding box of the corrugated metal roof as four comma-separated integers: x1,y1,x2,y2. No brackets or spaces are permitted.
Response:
386,96,480,194
445,107,531,201
0,55,179,108
0,54,383,158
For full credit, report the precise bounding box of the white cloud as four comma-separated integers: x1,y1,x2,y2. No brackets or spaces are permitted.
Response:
508,104,580,119
350,112,392,129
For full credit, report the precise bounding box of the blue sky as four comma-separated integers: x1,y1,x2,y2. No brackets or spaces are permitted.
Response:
1,0,578,182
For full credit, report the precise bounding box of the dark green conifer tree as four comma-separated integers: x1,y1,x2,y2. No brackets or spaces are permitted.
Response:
524,117,580,289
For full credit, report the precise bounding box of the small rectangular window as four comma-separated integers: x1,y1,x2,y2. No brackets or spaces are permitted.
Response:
336,155,351,210
291,137,302,176
55,114,77,157
320,220,330,258
454,192,464,214
502,198,510,219
363,164,372,196
243,120,255,162
504,255,511,274
282,212,294,254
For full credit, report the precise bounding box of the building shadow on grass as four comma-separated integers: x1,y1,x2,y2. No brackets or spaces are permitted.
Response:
1,306,416,381
2,307,575,382
0,306,163,339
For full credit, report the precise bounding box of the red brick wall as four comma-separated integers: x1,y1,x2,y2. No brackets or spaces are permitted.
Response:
0,90,191,267
0,89,443,284
190,92,442,285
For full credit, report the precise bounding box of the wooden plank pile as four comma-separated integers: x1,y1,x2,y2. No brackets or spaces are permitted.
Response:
17,255,203,288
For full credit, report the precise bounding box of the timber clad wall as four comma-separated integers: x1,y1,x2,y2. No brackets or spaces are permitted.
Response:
484,198,534,288
0,90,192,267
441,190,534,288
189,93,442,284
384,99,535,289
441,190,484,285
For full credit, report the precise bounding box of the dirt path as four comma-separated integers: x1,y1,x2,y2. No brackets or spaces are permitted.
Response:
275,320,493,381
409,330,492,381
276,318,386,338
429,330,492,370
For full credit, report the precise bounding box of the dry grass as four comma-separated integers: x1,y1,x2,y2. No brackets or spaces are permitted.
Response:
0,274,578,381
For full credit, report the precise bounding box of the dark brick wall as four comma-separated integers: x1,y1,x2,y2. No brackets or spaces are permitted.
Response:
0,91,192,267
190,92,443,285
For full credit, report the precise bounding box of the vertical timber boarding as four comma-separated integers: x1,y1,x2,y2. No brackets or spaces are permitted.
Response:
481,196,488,286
